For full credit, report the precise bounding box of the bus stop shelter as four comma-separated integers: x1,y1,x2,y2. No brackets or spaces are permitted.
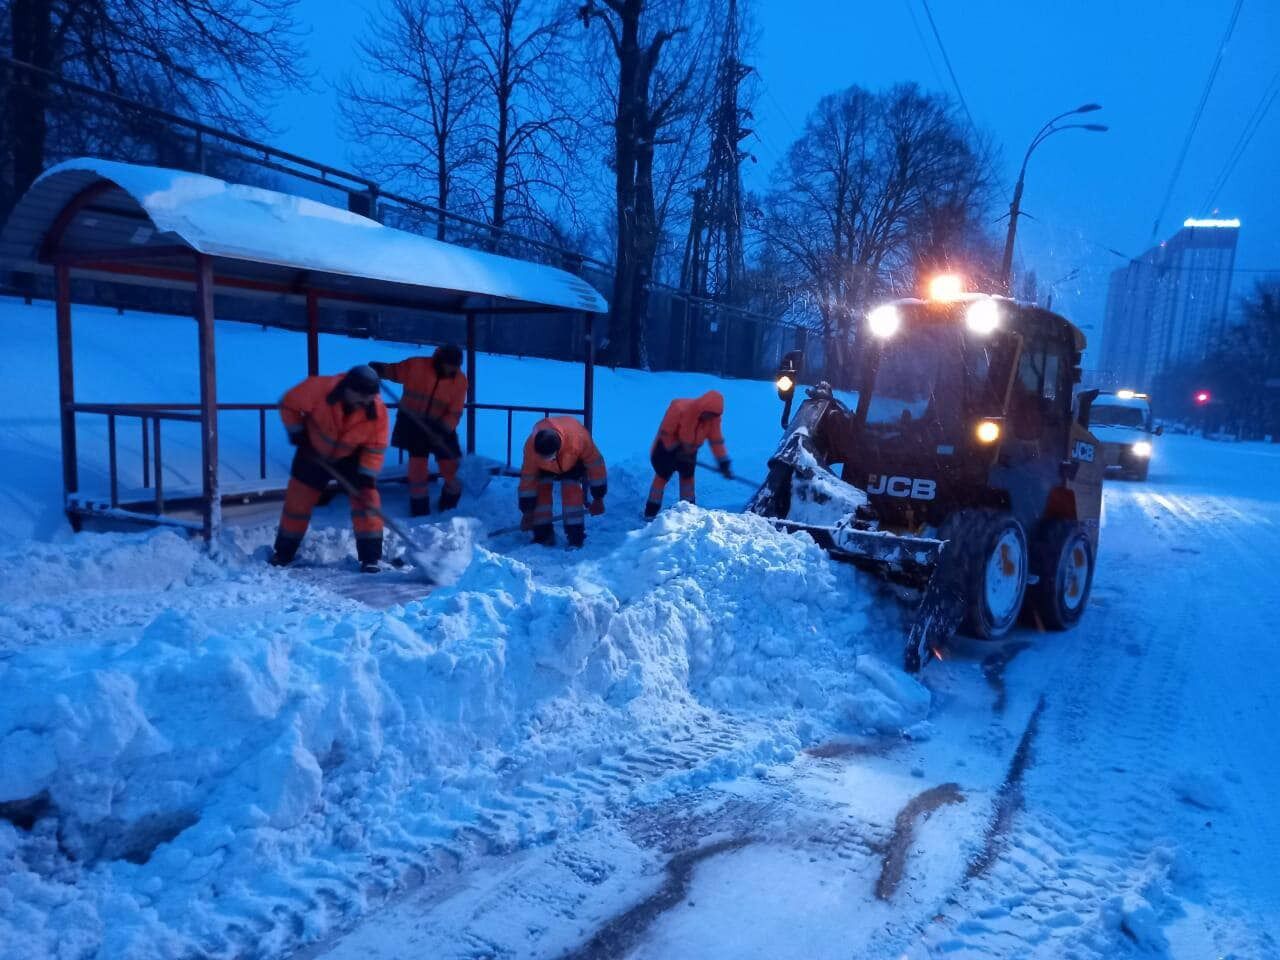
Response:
0,158,608,541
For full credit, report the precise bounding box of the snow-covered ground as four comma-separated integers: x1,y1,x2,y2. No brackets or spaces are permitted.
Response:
2,297,1279,959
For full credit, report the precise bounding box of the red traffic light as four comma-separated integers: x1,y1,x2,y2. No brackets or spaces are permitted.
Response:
1194,390,1211,405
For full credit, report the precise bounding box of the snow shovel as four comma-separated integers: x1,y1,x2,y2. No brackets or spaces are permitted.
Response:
379,383,496,498
696,459,760,490
488,513,565,538
309,456,439,583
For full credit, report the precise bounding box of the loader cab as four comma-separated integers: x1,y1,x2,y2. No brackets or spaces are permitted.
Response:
838,292,1101,543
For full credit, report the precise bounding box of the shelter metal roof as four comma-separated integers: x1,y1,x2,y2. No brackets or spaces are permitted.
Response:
0,158,607,321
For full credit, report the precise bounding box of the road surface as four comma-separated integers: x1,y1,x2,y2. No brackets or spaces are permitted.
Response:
301,434,1280,960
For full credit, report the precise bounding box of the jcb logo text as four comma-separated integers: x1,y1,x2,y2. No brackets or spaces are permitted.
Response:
867,475,937,500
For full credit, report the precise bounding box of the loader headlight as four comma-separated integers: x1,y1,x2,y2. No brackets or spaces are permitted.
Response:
867,304,901,338
964,298,1000,335
975,419,1001,444
775,349,803,400
1131,440,1152,458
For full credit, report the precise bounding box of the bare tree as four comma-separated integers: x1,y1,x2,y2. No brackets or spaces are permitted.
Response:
463,0,579,242
760,82,992,379
339,0,483,239
3,0,306,205
579,0,708,367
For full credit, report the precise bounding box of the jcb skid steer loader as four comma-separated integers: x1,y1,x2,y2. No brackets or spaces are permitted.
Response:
750,285,1105,671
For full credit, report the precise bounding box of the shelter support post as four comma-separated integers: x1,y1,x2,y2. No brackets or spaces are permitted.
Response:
583,312,595,433
55,263,79,525
195,255,221,544
466,311,477,455
306,291,320,376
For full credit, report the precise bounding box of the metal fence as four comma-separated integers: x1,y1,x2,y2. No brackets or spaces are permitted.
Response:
1,57,817,382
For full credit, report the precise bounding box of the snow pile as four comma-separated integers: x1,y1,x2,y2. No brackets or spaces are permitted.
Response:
596,504,924,732
0,507,924,959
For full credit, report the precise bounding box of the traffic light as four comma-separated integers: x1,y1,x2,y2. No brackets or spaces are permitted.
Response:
1194,390,1211,406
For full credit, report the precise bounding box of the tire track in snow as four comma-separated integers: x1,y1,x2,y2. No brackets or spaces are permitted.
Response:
562,837,752,960
875,782,966,900
911,479,1274,957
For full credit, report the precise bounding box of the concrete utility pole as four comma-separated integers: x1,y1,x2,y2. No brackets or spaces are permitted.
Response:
1000,103,1108,292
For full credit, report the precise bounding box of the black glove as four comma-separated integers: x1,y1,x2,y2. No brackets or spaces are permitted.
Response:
519,494,537,515
719,459,733,479
368,361,389,377
355,471,377,490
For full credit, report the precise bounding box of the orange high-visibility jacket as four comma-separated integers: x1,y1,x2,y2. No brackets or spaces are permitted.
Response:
656,391,728,461
280,374,389,479
379,348,468,429
519,416,607,497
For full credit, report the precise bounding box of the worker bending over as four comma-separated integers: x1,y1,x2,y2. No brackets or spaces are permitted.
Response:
271,365,388,571
645,390,731,519
518,417,606,547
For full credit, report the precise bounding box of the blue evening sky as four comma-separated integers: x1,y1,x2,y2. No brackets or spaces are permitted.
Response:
272,0,1279,343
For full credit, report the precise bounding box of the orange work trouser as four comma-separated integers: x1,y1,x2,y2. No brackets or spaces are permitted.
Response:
274,463,383,563
531,478,586,545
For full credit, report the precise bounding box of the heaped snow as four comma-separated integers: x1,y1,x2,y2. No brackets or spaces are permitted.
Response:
0,296,925,959
14,160,606,313
3,294,1279,960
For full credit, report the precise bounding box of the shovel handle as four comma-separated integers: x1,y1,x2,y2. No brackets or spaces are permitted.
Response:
488,513,566,538
309,454,426,554
380,382,455,450
696,460,758,489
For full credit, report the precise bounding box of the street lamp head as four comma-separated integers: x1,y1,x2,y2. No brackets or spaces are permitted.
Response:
1083,123,1109,132
1075,103,1103,113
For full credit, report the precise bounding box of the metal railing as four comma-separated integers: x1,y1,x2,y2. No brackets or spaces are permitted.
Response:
468,403,585,469
1,57,817,381
66,399,579,514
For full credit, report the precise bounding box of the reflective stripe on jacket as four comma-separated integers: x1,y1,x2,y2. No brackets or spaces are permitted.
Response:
518,416,607,498
279,374,389,478
380,349,468,430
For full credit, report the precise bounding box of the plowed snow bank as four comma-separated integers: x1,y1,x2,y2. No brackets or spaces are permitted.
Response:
0,508,924,959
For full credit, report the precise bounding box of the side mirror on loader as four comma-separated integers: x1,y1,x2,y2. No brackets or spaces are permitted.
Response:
1077,389,1100,429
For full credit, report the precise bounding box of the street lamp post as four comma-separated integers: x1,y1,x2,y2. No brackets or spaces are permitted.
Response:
1000,104,1108,291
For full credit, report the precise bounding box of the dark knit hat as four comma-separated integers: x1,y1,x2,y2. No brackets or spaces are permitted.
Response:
533,428,562,457
434,344,463,367
342,364,380,395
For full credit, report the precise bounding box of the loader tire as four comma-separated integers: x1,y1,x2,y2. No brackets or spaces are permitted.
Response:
941,509,1028,641
1028,520,1094,630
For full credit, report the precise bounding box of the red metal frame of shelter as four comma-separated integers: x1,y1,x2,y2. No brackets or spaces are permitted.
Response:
37,181,598,542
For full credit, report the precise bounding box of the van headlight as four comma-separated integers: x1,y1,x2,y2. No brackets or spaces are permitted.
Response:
1131,440,1152,458
867,304,901,338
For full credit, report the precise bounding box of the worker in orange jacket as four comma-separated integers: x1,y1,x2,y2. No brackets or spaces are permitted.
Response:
269,365,390,572
645,390,731,519
369,345,467,516
518,417,606,547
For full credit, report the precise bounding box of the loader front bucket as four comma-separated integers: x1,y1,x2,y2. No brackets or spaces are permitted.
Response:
828,521,965,673
901,539,967,672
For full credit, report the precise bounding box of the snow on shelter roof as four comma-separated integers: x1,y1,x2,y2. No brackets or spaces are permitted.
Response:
0,158,608,318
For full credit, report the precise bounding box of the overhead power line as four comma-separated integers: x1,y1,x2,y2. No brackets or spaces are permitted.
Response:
1150,0,1244,239
902,0,947,93
918,0,978,134
1199,67,1280,212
